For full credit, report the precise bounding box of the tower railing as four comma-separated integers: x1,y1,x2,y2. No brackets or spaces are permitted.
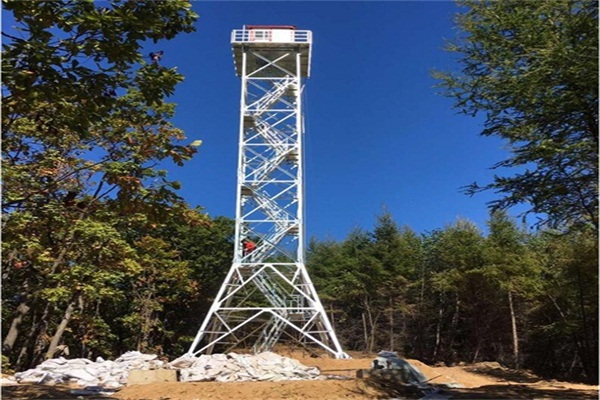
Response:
231,30,312,44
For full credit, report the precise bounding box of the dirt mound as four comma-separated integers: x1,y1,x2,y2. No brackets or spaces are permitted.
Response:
115,380,381,400
113,353,600,400
3,352,598,400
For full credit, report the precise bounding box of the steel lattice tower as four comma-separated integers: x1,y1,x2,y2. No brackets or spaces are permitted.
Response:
187,26,348,359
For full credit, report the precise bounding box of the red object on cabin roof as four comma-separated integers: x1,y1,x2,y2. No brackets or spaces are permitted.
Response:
244,25,296,30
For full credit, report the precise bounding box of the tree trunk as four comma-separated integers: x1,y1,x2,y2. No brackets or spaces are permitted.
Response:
389,297,394,352
329,305,335,330
23,303,52,369
368,311,379,354
138,297,155,353
363,299,379,353
361,312,368,353
575,268,597,383
3,302,30,354
45,300,76,360
433,304,443,360
508,290,520,369
472,341,481,363
15,311,39,370
549,293,595,382
446,293,460,363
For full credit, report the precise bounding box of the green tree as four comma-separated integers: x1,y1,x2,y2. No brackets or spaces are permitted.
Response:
158,215,235,355
370,212,422,354
308,213,423,354
526,230,598,383
307,229,383,353
306,237,350,341
423,219,485,364
3,1,199,216
119,236,191,354
1,0,199,368
435,0,598,232
1,206,141,367
337,228,384,353
482,211,540,369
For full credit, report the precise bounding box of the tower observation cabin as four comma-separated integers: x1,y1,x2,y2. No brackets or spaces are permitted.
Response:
231,25,312,77
187,26,348,359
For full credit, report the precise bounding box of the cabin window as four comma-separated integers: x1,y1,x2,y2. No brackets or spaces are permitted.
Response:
250,30,271,41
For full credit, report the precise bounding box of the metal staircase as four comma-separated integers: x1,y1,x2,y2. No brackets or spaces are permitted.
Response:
187,26,348,359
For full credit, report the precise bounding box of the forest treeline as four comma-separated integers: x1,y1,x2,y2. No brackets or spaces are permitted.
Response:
307,212,598,384
2,208,597,384
2,0,597,387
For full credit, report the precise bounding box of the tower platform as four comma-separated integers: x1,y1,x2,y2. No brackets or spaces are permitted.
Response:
231,26,312,77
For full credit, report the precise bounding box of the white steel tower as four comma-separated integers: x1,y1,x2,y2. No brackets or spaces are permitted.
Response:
188,26,348,359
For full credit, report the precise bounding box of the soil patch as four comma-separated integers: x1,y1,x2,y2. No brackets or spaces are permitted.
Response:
3,351,598,400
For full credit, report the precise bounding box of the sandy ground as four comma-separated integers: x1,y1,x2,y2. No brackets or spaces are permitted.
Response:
2,350,598,400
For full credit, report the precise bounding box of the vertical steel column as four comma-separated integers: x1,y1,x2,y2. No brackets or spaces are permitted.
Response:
187,27,348,359
234,50,247,262
296,51,305,264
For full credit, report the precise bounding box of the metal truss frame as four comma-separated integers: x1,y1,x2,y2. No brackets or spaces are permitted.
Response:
187,30,348,359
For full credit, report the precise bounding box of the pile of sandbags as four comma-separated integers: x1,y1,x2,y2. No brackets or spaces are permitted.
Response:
170,351,321,382
13,351,164,388
9,351,321,389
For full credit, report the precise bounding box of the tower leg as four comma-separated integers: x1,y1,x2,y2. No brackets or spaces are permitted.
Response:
188,27,347,359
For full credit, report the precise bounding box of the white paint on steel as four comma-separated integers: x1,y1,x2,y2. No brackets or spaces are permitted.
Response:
188,27,348,359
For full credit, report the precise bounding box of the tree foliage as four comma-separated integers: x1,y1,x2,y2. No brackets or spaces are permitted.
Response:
2,0,597,387
1,0,201,368
307,212,597,383
309,213,424,354
435,0,598,232
2,0,199,218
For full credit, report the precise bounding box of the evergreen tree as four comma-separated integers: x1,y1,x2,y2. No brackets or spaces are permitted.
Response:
435,0,598,232
482,211,540,368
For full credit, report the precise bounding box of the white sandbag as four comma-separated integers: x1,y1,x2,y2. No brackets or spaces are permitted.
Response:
64,369,96,382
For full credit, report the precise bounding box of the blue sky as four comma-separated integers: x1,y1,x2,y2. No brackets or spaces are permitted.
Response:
159,1,527,240
3,1,529,241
